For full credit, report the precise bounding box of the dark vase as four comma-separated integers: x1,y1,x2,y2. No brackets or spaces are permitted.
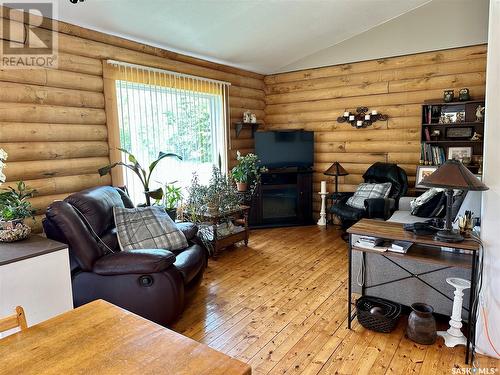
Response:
166,208,177,221
406,303,437,345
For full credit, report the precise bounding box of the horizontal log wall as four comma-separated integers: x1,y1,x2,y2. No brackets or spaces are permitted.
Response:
0,9,264,232
264,45,487,216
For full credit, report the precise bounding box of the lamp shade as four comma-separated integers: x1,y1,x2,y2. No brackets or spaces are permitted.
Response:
324,162,348,176
419,160,488,191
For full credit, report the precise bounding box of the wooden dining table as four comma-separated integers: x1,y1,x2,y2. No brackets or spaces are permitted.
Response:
0,299,251,375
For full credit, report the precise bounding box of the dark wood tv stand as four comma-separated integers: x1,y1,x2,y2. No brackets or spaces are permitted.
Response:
248,168,313,228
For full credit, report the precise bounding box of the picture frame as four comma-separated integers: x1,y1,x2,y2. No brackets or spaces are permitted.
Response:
447,146,472,161
416,165,439,188
445,126,474,139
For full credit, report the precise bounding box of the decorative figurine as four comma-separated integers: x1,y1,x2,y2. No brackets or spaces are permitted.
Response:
443,89,455,103
243,111,252,123
250,113,257,124
431,130,441,140
475,105,485,122
471,132,482,141
456,112,465,123
458,88,470,102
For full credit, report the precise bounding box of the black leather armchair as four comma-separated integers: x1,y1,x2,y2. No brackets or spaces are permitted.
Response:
329,162,408,230
43,186,207,326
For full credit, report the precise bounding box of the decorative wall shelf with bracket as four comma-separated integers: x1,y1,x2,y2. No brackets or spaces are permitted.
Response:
234,122,261,138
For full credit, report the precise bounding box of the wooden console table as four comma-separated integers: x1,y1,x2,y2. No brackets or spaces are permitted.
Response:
0,300,251,374
347,219,480,364
184,205,250,258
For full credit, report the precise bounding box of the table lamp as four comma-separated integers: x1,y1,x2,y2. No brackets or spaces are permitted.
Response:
419,159,488,242
324,162,348,197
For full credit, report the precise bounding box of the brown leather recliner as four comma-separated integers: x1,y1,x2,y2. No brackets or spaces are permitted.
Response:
43,186,207,326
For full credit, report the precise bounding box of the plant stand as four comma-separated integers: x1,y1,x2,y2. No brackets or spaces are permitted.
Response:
183,206,250,259
437,277,471,347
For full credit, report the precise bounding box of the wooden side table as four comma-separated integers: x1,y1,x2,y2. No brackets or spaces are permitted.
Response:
346,219,480,365
184,206,250,258
0,235,73,337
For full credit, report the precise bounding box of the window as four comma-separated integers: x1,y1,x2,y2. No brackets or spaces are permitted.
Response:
106,61,230,204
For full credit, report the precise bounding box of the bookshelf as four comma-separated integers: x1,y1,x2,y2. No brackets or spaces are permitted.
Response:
420,98,484,174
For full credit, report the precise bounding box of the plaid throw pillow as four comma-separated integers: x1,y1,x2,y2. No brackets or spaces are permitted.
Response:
346,182,392,210
114,206,188,252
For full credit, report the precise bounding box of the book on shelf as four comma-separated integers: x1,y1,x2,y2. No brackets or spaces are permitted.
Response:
390,241,413,254
424,127,431,141
420,143,446,166
354,237,414,254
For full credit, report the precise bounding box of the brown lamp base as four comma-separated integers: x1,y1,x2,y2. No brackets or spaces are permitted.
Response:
435,229,464,243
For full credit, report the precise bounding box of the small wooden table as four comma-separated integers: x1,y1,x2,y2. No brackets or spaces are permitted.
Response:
0,300,251,375
184,205,250,258
347,219,480,365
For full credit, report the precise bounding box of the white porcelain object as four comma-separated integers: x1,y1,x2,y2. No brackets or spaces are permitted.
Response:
437,277,471,347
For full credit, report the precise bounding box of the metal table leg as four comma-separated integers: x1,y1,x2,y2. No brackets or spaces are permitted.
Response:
348,233,353,329
466,250,478,365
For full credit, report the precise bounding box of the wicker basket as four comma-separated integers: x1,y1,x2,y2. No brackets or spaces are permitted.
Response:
356,296,402,333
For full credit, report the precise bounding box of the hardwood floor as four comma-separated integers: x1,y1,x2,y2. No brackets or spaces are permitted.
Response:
172,226,498,374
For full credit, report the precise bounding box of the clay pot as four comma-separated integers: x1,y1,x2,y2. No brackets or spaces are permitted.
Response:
406,303,437,345
236,182,248,192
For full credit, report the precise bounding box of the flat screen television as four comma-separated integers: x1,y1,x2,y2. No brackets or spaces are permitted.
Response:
254,130,314,169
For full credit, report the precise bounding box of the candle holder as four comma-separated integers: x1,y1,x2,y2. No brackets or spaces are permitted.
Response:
437,277,471,347
317,191,329,226
337,107,388,128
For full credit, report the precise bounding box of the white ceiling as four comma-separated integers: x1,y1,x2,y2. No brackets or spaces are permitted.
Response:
56,0,433,74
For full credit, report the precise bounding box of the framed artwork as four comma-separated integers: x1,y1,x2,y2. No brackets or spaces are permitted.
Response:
416,165,438,188
445,126,474,139
448,146,472,161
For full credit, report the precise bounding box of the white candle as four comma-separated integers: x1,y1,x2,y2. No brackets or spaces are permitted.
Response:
365,114,371,120
371,110,378,115
349,115,355,121
320,181,327,193
343,111,350,117
357,120,363,127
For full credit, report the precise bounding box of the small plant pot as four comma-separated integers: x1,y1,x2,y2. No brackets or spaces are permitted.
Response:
236,182,248,192
0,219,24,230
406,303,437,345
166,208,177,221
0,219,31,242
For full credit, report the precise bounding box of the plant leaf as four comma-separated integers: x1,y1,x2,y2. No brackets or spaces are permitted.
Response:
149,152,182,173
147,187,164,200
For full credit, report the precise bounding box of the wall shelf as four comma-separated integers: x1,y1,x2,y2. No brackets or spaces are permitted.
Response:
234,122,261,138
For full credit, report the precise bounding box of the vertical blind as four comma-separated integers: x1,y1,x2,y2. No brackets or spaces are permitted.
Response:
106,60,230,204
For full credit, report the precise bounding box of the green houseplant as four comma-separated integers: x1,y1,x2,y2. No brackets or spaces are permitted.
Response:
160,182,183,220
98,148,182,206
0,181,37,230
231,151,266,192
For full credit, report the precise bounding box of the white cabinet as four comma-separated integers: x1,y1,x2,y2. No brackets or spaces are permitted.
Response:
0,235,73,337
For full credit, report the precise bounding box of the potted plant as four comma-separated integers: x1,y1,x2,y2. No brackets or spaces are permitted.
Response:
98,148,182,206
0,181,37,242
160,182,182,220
231,151,266,192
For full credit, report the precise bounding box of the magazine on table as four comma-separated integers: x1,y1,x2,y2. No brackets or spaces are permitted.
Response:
354,237,413,253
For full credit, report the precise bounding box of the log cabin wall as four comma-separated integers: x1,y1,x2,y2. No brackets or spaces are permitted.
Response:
263,45,487,215
0,9,264,232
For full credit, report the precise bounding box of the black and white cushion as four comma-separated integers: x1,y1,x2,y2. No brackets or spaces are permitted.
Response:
114,206,188,252
346,182,392,210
